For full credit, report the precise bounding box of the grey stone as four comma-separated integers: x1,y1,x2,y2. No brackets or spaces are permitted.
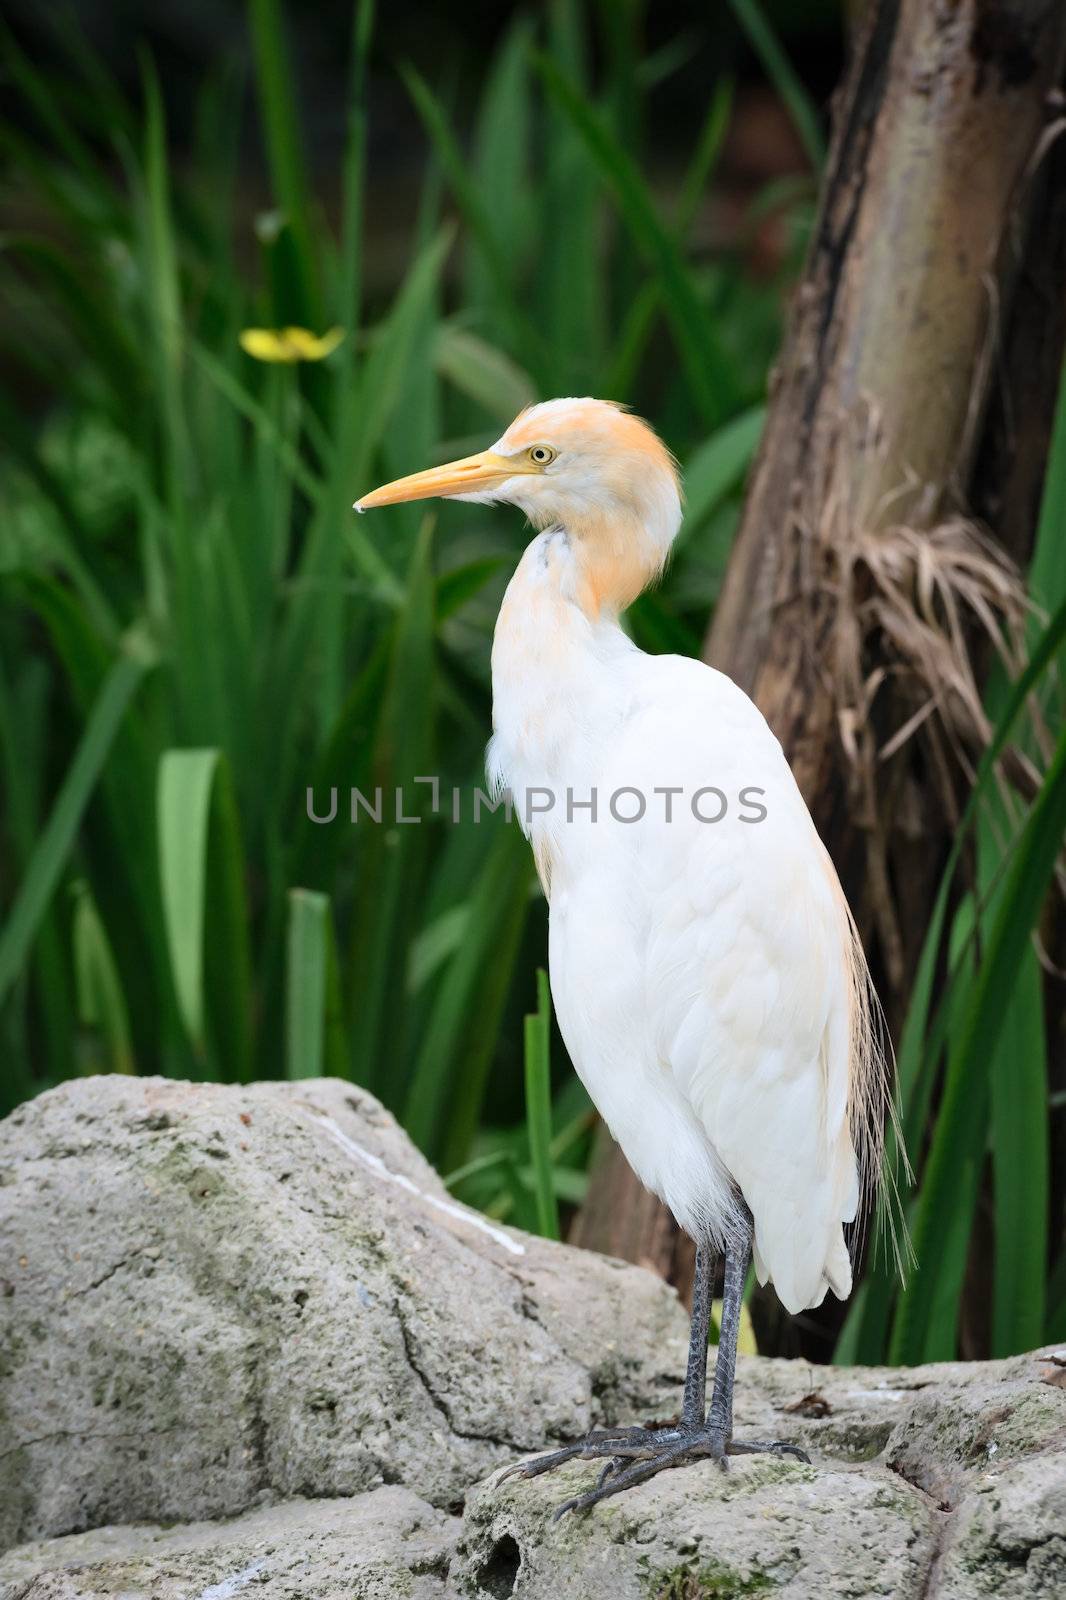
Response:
935,1434,1066,1598
0,1489,455,1599
0,1076,685,1549
3,1077,1066,1600
456,1453,934,1599
451,1351,1066,1599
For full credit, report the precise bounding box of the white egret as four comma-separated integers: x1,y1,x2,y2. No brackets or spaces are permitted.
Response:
356,398,892,1516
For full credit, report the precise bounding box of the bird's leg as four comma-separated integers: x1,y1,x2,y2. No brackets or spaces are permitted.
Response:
498,1242,717,1488
680,1236,715,1426
704,1204,810,1466
704,1208,749,1443
499,1223,809,1517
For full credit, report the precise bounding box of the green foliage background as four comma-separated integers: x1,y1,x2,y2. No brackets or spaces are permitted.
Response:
1,0,1063,1365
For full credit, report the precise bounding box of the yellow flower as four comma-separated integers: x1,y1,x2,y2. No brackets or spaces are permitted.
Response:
239,325,345,363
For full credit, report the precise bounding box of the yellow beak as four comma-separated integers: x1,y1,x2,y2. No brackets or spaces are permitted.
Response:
354,448,526,511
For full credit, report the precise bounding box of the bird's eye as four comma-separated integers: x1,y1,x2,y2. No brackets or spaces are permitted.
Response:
528,444,556,466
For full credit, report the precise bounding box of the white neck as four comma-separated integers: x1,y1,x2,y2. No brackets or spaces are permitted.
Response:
487,528,637,881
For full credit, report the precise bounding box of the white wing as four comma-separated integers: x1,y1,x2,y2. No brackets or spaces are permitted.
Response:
549,653,865,1314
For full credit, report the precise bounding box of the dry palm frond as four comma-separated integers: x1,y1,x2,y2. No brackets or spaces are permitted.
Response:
825,508,1054,989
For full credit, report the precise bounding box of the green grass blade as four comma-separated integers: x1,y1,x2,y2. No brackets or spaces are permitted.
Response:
838,592,1066,1361
247,0,320,322
524,967,560,1240
0,393,119,640
341,226,455,505
676,405,765,548
4,236,142,422
157,747,252,1077
271,233,453,754
466,17,534,322
336,0,375,353
434,324,536,423
139,60,189,511
0,656,73,1084
286,888,331,1080
191,340,398,604
890,718,1066,1363
1028,355,1066,716
8,576,175,1065
436,557,508,622
190,341,326,506
976,707,1049,1356
400,66,543,379
71,878,135,1074
535,52,741,426
989,937,1047,1355
288,637,391,890
898,592,1066,1140
0,649,150,1010
918,896,981,1361
203,756,254,1083
725,0,826,170
157,749,219,1051
346,521,437,1091
675,78,734,242
0,20,110,191
404,823,531,1164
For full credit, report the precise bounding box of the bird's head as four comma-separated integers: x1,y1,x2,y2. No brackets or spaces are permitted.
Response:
356,397,682,611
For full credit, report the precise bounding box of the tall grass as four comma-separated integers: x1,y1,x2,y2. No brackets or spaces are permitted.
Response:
0,3,1062,1362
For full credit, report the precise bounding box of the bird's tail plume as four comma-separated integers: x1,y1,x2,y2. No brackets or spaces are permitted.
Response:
842,900,913,1282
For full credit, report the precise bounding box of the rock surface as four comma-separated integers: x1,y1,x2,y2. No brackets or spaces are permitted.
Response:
0,1490,455,1599
0,1076,683,1548
2,1076,1066,1599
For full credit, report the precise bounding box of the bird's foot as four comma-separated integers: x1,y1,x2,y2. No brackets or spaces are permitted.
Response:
497,1422,679,1485
500,1426,810,1519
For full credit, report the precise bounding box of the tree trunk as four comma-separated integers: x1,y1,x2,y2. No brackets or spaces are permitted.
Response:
573,0,1066,1321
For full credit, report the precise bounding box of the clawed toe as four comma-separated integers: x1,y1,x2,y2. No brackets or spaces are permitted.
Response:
726,1437,811,1464
499,1423,810,1516
498,1423,677,1485
551,1445,692,1519
497,1445,582,1484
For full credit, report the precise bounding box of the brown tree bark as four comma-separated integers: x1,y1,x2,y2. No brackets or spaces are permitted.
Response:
572,0,1066,1321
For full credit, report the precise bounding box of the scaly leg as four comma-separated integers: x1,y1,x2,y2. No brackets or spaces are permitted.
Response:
700,1203,810,1467
501,1212,810,1518
498,1241,716,1487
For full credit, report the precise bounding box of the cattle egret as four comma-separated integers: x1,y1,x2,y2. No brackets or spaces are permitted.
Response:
356,398,893,1516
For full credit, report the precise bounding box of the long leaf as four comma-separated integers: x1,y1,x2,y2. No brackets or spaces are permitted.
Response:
1028,355,1066,717
0,649,150,1009
157,748,252,1076
157,749,218,1050
838,593,1066,1361
401,65,544,382
71,879,135,1074
286,888,330,1080
346,521,436,1092
989,938,1047,1355
524,968,560,1240
890,719,1066,1363
139,61,188,514
247,0,320,322
677,406,765,547
336,0,375,359
725,0,826,170
536,52,742,427
404,823,531,1164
